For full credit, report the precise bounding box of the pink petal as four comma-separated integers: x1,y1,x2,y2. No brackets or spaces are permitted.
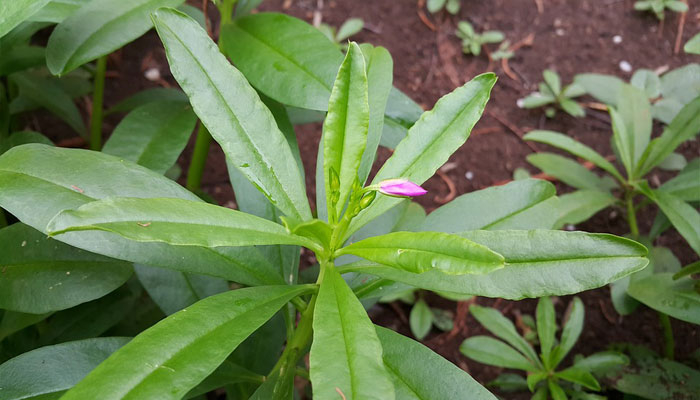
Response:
378,179,427,197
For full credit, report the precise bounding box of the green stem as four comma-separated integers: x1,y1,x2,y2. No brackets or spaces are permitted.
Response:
268,295,317,379
218,0,237,24
186,123,212,193
625,191,639,237
90,55,107,150
658,312,674,360
295,366,310,380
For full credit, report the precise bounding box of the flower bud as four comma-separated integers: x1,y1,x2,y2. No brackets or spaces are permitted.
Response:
359,191,376,210
378,179,427,197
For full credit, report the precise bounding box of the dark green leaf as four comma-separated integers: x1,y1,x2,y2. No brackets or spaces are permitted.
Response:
0,337,130,400
61,285,313,400
46,0,185,75
153,8,311,221
627,272,700,324
310,269,394,399
0,223,133,314
377,326,497,400
460,336,537,371
0,45,45,75
106,88,188,115
470,304,541,367
409,299,433,340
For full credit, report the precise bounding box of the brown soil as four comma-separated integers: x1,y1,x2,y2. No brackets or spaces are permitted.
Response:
18,0,700,397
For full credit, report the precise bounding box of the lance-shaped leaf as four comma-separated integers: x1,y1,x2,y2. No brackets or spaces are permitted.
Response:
47,197,321,251
527,153,616,191
27,0,89,24
102,100,196,174
574,73,624,106
0,0,51,38
10,71,86,136
348,73,497,236
338,230,648,299
659,158,700,202
376,326,497,400
0,223,133,314
323,42,369,220
0,145,283,285
536,296,556,366
460,336,537,371
627,273,700,325
0,337,130,400
551,297,584,366
469,305,541,367
636,96,700,177
310,269,395,400
617,84,652,167
555,190,617,229
358,44,393,184
636,182,700,254
523,130,624,182
152,8,311,221
420,179,559,232
46,0,184,75
0,45,45,76
106,87,188,115
61,285,313,400
134,264,228,316
337,231,504,275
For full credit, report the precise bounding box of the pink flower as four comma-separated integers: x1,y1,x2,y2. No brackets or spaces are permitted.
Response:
378,179,427,197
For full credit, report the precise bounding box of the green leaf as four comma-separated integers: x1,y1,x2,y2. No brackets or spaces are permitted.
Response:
627,272,700,324
548,380,567,400
617,84,653,168
338,230,648,299
358,44,393,184
673,260,700,280
636,95,700,176
222,13,343,111
310,269,394,400
106,87,188,115
536,296,556,366
28,0,89,24
0,145,283,286
551,297,584,367
47,197,320,250
427,0,447,13
0,223,133,314
555,190,617,229
376,326,497,400
527,371,547,392
527,153,616,191
574,73,624,106
348,73,497,236
560,98,585,118
684,33,700,54
523,130,623,181
134,264,228,315
421,179,559,232
61,285,313,400
656,152,687,171
543,70,562,95
102,100,196,174
0,311,51,342
556,367,601,391
631,69,661,98
488,373,528,393
469,304,541,367
337,231,505,275
409,299,433,340
153,8,311,221
1,130,54,155
0,0,51,38
520,93,555,108
380,86,424,148
0,337,130,400
0,45,45,76
46,0,184,75
336,18,363,41
10,72,86,136
636,182,700,254
460,336,537,371
323,42,369,220
573,351,629,375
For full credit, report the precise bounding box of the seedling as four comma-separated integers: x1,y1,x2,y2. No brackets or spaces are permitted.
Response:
491,40,514,60
456,21,505,56
461,297,628,399
634,0,688,20
518,69,586,118
427,0,461,14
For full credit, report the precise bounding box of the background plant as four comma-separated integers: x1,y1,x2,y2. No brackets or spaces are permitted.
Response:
456,21,505,56
634,0,688,20
461,297,629,399
427,0,461,15
518,69,586,118
317,17,364,50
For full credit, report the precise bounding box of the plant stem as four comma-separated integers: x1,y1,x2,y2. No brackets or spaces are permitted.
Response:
90,55,107,151
625,191,639,237
658,312,674,360
186,123,213,193
268,295,317,379
295,366,310,380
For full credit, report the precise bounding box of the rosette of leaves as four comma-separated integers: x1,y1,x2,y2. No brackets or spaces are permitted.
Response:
428,0,461,14
519,69,587,118
634,0,688,20
461,297,629,399
456,21,505,56
0,7,651,400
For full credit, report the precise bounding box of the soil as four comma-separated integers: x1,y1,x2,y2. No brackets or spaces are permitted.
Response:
17,0,700,398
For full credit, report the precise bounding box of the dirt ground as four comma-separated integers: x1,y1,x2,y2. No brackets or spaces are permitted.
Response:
23,0,700,397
